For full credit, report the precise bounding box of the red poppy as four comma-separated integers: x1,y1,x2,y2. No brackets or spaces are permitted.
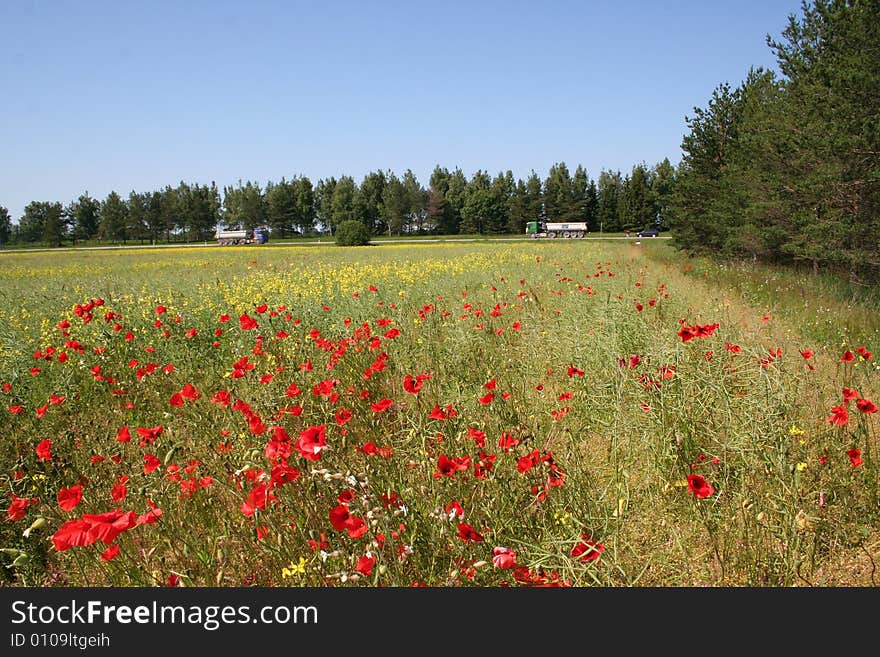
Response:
479,392,494,405
855,398,876,414
335,408,352,426
492,546,517,569
143,453,161,475
295,425,327,461
473,452,496,480
53,509,137,551
799,349,814,360
6,496,38,521
111,477,128,504
571,536,604,563
370,398,393,413
240,484,274,517
135,505,163,525
828,405,848,426
846,448,863,467
180,383,200,400
567,364,585,377
456,523,484,542
855,346,872,360
58,485,83,512
100,545,120,562
329,505,368,539
498,432,519,453
403,374,430,394
517,450,541,474
239,314,258,330
429,405,449,420
686,474,715,499
842,388,859,402
467,427,486,448
136,426,163,446
169,392,184,407
434,454,470,478
36,439,53,461
677,326,696,342
356,554,377,576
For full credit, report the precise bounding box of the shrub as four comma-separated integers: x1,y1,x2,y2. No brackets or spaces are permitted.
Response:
335,220,371,246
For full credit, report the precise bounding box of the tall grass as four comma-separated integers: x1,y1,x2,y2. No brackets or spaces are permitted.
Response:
1,241,876,586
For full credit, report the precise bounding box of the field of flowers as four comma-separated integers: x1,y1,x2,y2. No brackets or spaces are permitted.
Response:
1,241,877,587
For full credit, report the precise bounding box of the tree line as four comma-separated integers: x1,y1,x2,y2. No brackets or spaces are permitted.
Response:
0,161,676,246
669,0,879,283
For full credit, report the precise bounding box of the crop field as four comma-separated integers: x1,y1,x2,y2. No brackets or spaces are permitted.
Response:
1,240,877,587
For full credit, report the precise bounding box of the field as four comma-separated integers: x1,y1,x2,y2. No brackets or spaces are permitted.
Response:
1,240,878,587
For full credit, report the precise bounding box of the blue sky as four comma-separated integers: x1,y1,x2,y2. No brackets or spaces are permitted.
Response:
1,0,805,222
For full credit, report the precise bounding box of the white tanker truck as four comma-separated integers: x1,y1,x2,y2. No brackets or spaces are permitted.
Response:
215,226,269,246
525,220,588,238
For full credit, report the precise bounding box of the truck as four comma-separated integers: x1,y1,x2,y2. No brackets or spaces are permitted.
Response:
525,220,588,238
215,226,269,246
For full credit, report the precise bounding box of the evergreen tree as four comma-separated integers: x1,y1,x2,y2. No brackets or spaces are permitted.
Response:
330,176,359,230
99,191,129,243
69,192,101,242
356,171,387,234
0,206,11,245
315,177,336,234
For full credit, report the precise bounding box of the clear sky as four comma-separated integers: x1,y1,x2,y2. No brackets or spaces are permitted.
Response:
1,0,805,222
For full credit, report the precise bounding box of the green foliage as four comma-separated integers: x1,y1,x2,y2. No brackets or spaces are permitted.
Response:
672,0,880,282
0,206,10,245
334,218,372,246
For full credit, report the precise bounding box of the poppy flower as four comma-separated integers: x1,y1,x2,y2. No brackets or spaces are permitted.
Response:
335,408,352,426
356,554,377,576
799,349,814,360
58,485,84,512
100,545,120,562
36,439,53,461
492,546,517,569
403,374,429,394
295,425,327,461
456,523,484,542
846,448,863,467
434,455,470,478
6,496,38,521
855,346,872,360
116,426,131,443
111,478,128,504
571,536,604,563
856,398,877,414
467,427,487,448
429,405,449,420
53,510,137,551
479,392,494,405
143,453,161,475
370,398,393,413
329,505,368,539
239,314,258,330
686,474,715,499
517,450,541,474
567,364,585,377
498,432,519,453
842,388,859,402
828,405,848,426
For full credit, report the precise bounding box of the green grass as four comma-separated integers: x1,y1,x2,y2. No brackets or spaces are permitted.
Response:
0,240,876,587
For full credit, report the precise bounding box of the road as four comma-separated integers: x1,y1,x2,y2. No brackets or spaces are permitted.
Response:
0,236,670,255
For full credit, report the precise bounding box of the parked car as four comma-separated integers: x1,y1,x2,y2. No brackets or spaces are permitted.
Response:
636,227,660,238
